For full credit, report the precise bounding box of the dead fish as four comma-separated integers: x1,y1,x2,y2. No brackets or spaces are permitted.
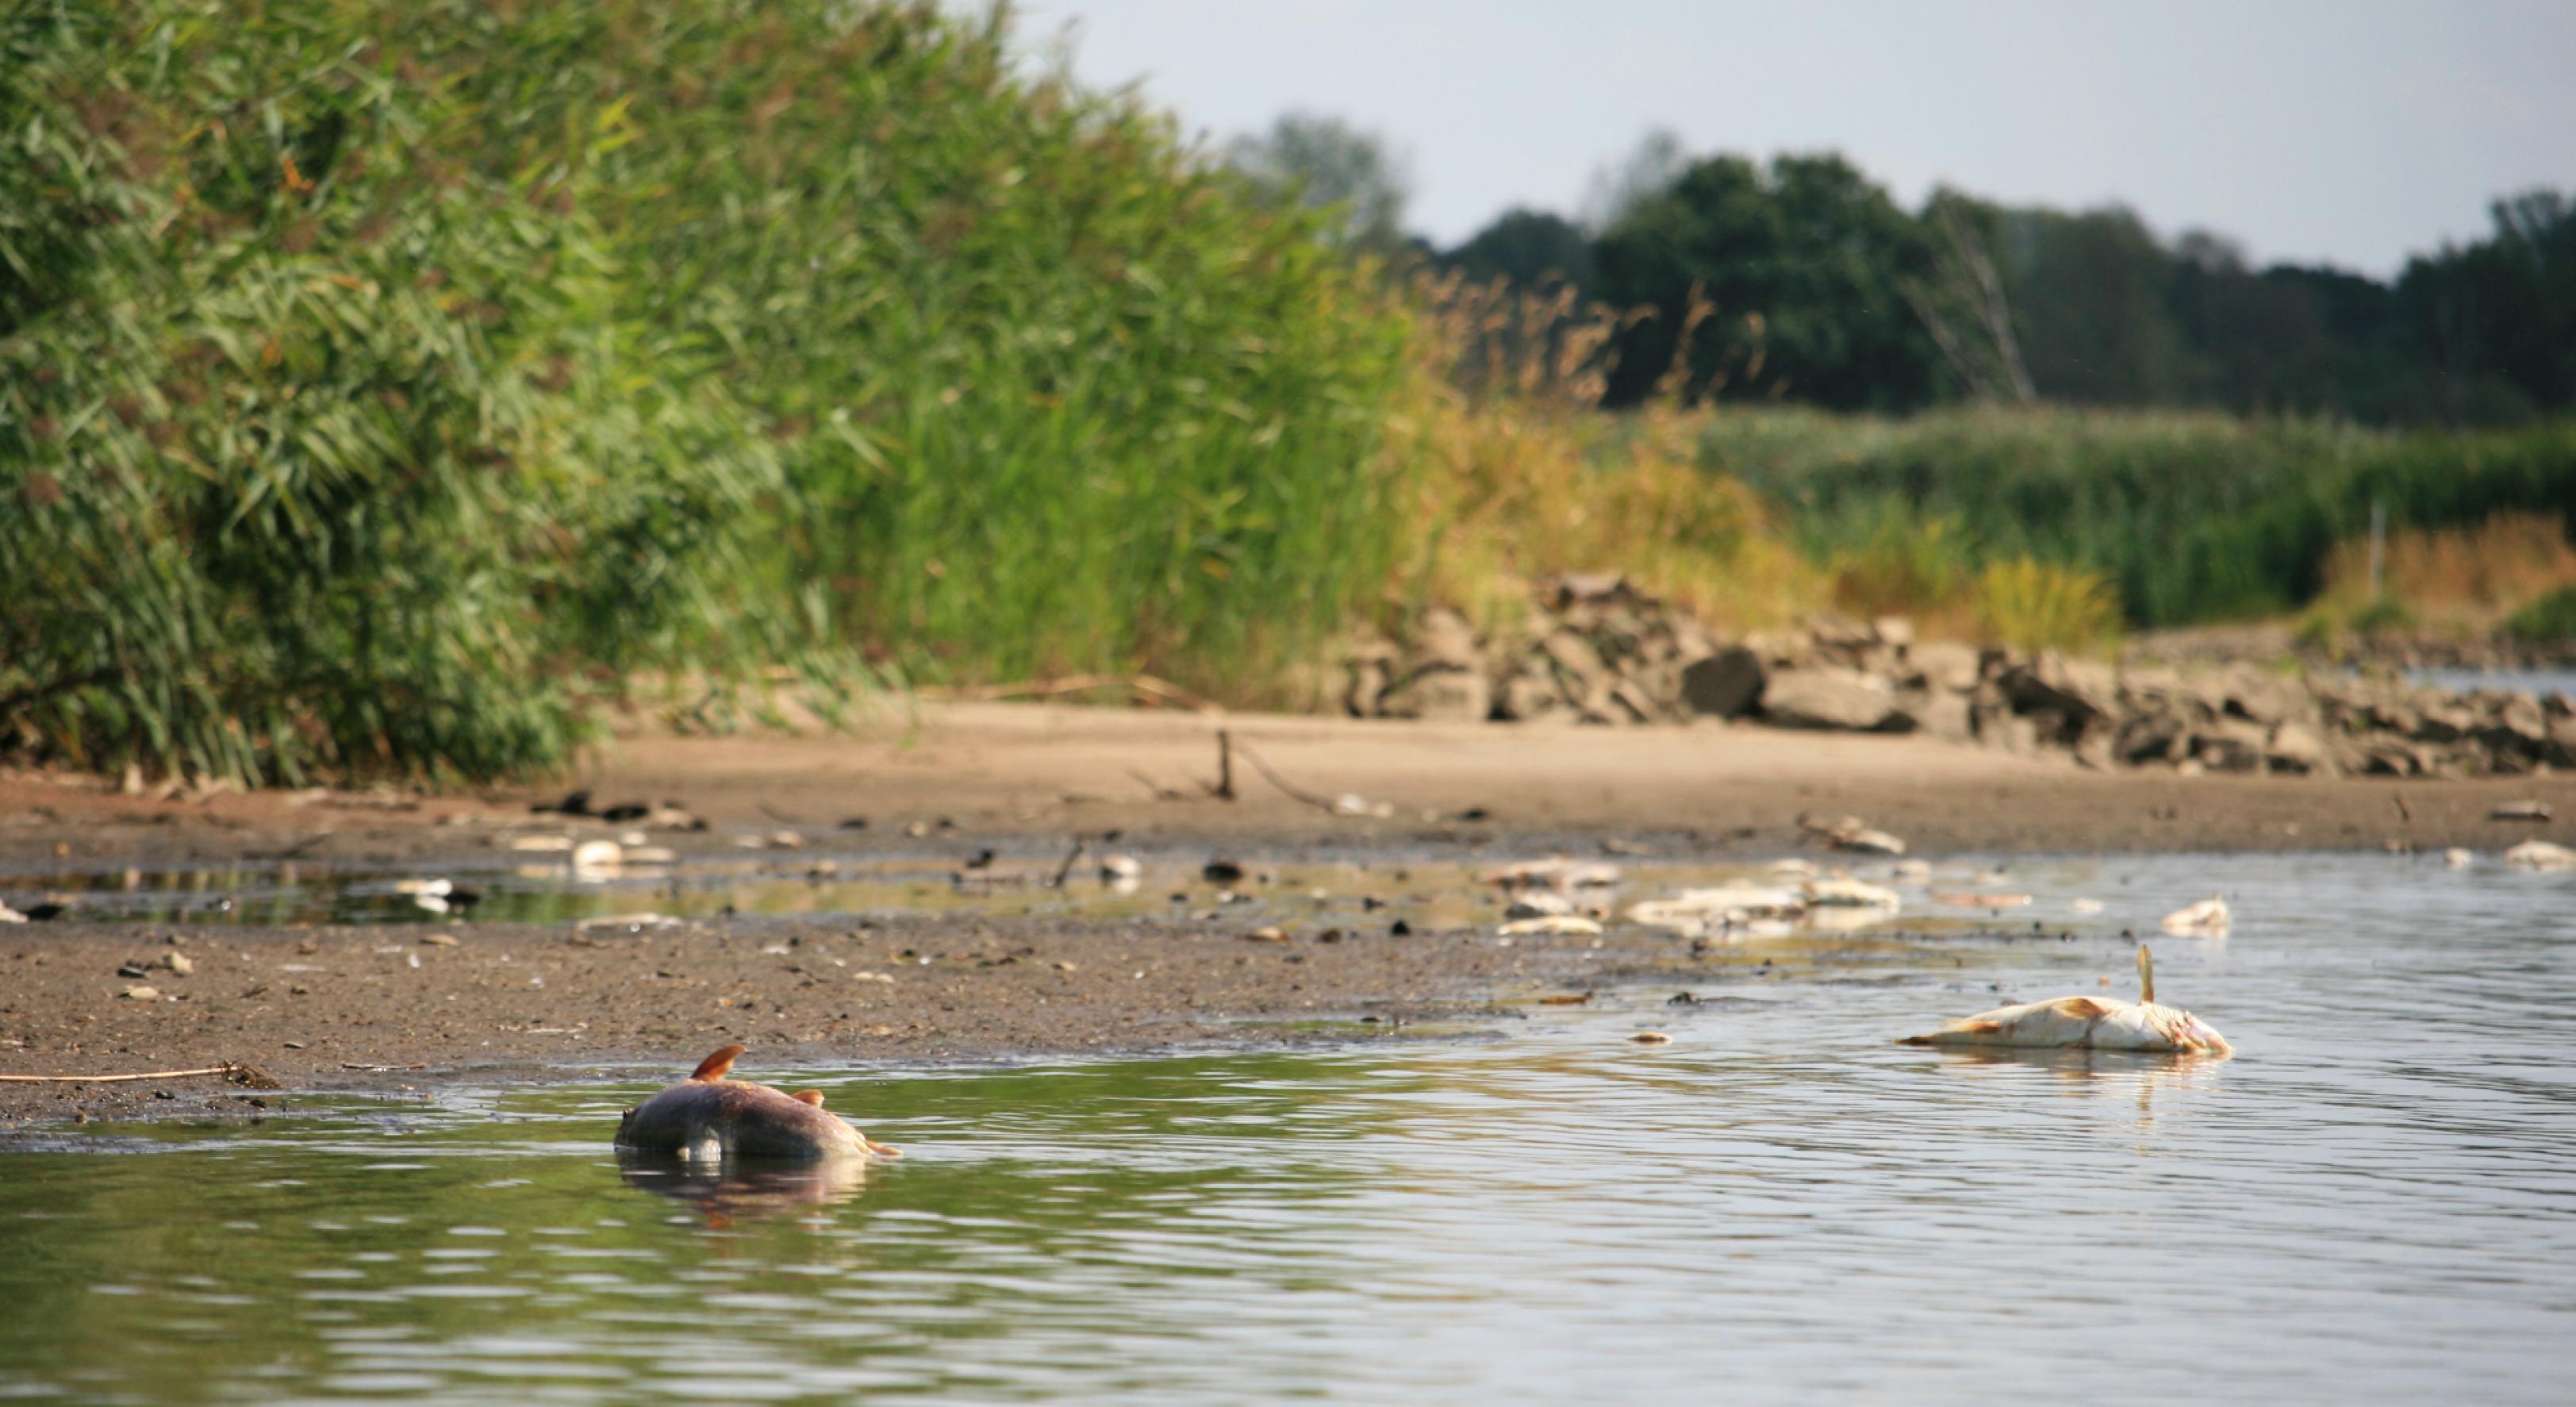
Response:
1932,890,2034,909
1900,945,2229,1055
1802,876,1901,909
2505,840,2576,871
616,1045,900,1163
2159,895,2232,935
1898,994,2232,1055
1479,859,1621,890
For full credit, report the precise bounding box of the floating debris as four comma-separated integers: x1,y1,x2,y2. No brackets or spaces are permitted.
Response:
2159,896,2232,936
1630,1031,1672,1045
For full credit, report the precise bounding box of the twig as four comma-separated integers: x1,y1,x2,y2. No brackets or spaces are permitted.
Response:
1127,768,1188,802
1207,729,1237,801
1,1063,262,1084
2136,946,2155,1005
1231,739,1343,815
1048,836,1088,889
757,802,803,825
919,674,1224,714
2391,794,2413,825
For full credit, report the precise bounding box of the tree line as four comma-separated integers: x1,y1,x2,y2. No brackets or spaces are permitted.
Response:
1235,117,2575,425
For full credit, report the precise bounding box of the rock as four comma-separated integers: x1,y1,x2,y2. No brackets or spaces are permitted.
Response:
1343,652,1392,717
2192,720,2269,774
1679,647,1766,718
2479,694,2547,758
2264,721,2330,775
120,986,161,1001
2548,715,2576,769
1411,608,1482,672
1872,616,1915,649
1760,668,1900,732
2072,725,2117,771
1906,642,1982,694
2001,652,2119,726
1902,690,1975,743
2414,702,2478,743
1379,667,1491,724
2116,710,2190,765
1495,671,1568,723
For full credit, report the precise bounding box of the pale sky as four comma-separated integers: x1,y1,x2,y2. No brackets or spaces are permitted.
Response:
1008,0,2575,277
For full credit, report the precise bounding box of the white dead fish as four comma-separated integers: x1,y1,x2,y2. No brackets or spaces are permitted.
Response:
0,901,25,924
1900,948,2230,1055
2159,896,2231,936
572,839,624,870
2444,848,2474,869
1933,890,2033,909
2505,840,2576,871
1767,858,1818,879
1498,915,1605,937
393,878,453,898
1802,876,1901,909
509,835,574,853
1098,854,1142,881
1626,885,1806,932
2070,898,2106,914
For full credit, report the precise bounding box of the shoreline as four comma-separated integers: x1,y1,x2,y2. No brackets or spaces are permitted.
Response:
4,702,2567,1129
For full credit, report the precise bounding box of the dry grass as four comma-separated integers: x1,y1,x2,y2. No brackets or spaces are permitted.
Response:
2316,511,2576,622
1383,275,1821,637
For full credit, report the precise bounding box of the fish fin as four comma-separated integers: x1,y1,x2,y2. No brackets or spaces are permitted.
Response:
866,1140,903,1158
690,1044,747,1082
2046,998,2110,1020
793,1090,826,1106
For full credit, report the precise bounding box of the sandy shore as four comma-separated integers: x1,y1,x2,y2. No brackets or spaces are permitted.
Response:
3,702,2566,1126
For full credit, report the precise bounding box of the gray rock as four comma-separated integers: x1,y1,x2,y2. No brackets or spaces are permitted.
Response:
2193,719,2270,773
2265,721,2331,775
1495,671,1565,723
1906,642,1981,694
1902,690,1976,743
1411,608,1482,672
1679,647,1766,718
1380,668,1490,724
1761,668,1901,732
2002,652,2118,725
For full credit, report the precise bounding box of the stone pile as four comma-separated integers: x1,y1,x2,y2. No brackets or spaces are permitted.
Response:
1342,575,2576,779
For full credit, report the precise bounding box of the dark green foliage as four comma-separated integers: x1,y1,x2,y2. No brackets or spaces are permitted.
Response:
2504,585,2576,645
1442,209,1595,296
1593,153,1941,411
1711,410,2576,628
1,0,1411,781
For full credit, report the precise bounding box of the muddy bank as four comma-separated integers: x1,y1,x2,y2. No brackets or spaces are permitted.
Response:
0,895,1764,1126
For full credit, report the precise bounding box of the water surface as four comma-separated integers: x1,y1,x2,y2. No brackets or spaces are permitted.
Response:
3,852,2571,1403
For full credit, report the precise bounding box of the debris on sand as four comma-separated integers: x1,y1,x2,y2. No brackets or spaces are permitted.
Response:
1478,858,1621,890
2490,800,2553,822
1932,890,2033,909
1798,813,1907,855
2159,895,2232,936
1497,915,1604,937
1626,886,1805,932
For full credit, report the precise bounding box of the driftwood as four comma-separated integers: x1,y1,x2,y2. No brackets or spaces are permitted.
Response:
919,674,1223,713
1,1062,281,1087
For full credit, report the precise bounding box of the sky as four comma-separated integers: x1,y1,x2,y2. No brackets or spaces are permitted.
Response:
1008,0,2575,278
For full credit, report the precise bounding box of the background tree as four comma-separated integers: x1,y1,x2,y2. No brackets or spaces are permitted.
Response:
1227,112,1414,255
1592,152,1941,410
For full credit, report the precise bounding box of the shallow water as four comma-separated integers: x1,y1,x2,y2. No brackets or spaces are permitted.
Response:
2407,664,2576,700
5,852,2574,1404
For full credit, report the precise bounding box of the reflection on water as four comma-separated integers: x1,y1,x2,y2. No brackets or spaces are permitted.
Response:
615,1150,870,1228
2,852,2573,1404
